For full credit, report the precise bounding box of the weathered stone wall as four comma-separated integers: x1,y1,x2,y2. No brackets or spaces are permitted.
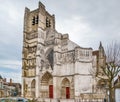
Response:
22,1,106,100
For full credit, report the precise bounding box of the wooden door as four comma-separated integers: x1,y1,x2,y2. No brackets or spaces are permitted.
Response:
66,87,70,99
49,85,53,98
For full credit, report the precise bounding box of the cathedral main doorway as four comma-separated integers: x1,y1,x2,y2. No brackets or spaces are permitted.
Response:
41,72,53,98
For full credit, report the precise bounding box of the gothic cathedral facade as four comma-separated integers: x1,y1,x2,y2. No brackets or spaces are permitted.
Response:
22,2,106,101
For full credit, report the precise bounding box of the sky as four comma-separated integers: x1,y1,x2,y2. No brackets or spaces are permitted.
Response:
0,0,120,83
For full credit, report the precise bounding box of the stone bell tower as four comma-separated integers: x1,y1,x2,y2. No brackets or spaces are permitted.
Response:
22,2,55,98
22,1,106,101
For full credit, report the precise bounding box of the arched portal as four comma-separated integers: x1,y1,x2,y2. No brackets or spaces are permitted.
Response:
61,78,70,99
31,79,36,97
41,72,53,98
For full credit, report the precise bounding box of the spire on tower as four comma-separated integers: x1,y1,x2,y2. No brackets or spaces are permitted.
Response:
99,41,103,49
0,75,3,79
99,41,105,57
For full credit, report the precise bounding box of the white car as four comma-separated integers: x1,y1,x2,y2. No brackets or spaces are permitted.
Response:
0,97,28,102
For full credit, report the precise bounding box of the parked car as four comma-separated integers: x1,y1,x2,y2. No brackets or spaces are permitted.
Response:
0,97,28,102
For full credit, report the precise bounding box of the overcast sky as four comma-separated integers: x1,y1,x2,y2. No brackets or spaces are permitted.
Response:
0,0,120,83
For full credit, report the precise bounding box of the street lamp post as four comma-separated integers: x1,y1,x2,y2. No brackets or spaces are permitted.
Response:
107,90,110,102
105,85,109,102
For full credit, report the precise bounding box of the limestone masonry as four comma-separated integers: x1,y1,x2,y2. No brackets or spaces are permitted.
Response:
22,2,106,101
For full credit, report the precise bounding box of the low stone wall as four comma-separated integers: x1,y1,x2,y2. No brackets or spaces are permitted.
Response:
37,98,105,102
80,93,105,99
37,93,106,102
59,99,75,102
38,98,74,102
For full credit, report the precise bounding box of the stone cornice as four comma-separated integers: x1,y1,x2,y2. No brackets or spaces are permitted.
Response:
53,73,92,77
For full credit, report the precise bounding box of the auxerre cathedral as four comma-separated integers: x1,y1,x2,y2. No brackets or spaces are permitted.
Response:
22,2,106,101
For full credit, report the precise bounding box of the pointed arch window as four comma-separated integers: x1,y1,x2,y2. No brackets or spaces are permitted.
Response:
47,49,54,69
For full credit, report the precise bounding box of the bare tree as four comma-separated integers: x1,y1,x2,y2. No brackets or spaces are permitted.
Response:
97,42,120,102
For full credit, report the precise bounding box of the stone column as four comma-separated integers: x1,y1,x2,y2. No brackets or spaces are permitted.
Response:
21,78,24,97
35,74,40,98
53,76,58,99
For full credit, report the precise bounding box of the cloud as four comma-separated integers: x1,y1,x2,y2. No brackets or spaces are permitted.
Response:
0,60,21,70
0,59,21,83
0,1,23,60
56,15,106,49
56,15,93,45
52,0,120,49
